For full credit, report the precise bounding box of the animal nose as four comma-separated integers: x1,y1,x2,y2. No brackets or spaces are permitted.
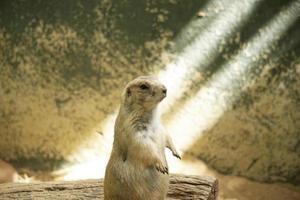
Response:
162,88,167,95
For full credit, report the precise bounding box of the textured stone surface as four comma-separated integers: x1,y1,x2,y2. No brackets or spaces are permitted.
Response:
0,0,205,167
190,62,300,184
186,0,300,184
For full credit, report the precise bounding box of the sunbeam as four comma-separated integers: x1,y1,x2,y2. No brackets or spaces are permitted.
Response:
166,0,300,153
158,0,259,113
85,0,260,166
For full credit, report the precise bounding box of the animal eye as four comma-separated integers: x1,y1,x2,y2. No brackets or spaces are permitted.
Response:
139,84,149,90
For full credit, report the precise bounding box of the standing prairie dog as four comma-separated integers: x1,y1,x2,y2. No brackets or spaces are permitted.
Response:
104,76,181,200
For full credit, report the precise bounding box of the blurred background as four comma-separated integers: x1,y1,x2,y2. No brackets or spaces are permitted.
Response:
0,0,299,199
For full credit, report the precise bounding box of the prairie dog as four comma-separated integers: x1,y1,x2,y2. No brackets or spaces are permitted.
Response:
104,76,181,200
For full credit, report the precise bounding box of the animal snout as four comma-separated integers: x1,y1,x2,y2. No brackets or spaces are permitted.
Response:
162,87,167,96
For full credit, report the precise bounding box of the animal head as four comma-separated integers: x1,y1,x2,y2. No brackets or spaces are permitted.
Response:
123,76,167,110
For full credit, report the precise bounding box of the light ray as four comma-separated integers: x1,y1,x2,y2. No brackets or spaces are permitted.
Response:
97,0,259,156
166,0,300,153
64,1,257,178
158,0,259,113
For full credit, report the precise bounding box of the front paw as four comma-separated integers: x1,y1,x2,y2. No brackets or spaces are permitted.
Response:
172,151,181,160
155,161,168,174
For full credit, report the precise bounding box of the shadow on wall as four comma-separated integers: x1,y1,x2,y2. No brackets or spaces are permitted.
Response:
109,0,210,45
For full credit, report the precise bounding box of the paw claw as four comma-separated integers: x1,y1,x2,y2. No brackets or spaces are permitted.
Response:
155,162,168,174
173,153,181,160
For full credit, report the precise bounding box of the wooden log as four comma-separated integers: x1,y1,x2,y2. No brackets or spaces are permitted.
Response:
0,174,218,200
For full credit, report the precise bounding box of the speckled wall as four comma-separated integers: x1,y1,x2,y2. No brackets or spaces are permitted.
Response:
191,61,300,184
184,0,300,184
0,0,299,184
0,0,204,168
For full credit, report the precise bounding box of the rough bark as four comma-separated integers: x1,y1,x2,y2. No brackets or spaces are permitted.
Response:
0,174,218,200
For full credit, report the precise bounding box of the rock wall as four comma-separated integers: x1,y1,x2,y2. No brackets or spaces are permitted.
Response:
187,0,300,184
190,59,300,184
0,0,204,168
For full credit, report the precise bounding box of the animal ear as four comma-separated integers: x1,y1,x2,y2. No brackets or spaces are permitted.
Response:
126,88,131,97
